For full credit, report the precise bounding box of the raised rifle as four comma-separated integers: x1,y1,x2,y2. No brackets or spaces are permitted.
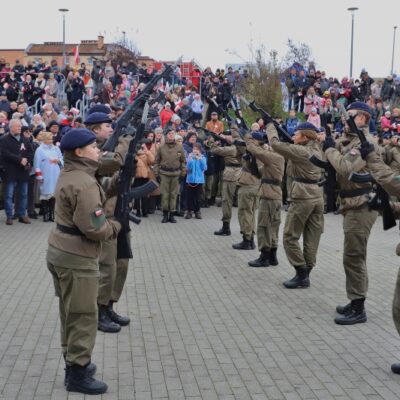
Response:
103,59,180,152
114,102,158,259
339,103,396,230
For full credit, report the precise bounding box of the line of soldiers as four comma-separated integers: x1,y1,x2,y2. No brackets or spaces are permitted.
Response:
46,108,134,395
209,101,400,374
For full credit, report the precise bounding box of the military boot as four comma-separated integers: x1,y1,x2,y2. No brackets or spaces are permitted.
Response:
283,267,310,289
232,235,253,250
168,212,177,223
66,363,107,395
98,304,121,333
269,248,279,266
107,301,130,326
161,211,169,223
391,363,400,374
334,298,367,325
41,200,50,222
336,302,352,315
65,361,96,386
48,197,55,222
214,222,231,236
250,236,256,250
248,248,270,267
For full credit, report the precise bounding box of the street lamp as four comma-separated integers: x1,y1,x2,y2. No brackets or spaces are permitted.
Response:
122,31,126,46
347,7,358,78
391,26,398,76
59,8,69,67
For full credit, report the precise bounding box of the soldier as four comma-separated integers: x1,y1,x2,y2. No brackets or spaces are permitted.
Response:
85,112,131,333
246,126,285,267
47,128,121,394
232,126,262,250
210,134,241,236
154,129,186,223
323,102,378,325
268,122,325,288
361,142,400,375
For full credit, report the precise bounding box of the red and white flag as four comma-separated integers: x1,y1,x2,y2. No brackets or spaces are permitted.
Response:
73,45,79,65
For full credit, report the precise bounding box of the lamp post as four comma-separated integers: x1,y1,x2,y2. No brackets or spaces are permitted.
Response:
347,7,358,78
59,8,69,67
392,26,398,75
122,31,126,46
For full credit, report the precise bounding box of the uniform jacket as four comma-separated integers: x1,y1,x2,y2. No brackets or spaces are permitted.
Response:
48,153,121,261
385,143,400,175
268,124,324,200
246,139,284,200
325,127,374,212
210,143,241,182
154,140,186,177
0,133,34,182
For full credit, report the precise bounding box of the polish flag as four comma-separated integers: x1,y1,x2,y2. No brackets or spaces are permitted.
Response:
73,45,80,65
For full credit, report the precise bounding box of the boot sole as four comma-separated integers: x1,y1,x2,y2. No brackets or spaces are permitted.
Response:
248,264,270,268
334,316,367,325
98,325,121,333
232,247,253,250
66,385,107,395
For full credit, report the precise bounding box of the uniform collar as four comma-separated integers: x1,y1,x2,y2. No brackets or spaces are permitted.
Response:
63,152,98,176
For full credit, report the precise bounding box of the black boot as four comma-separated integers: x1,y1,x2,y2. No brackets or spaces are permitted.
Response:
283,267,310,289
41,200,50,222
391,363,400,374
168,212,177,223
336,302,352,315
209,196,216,206
161,211,169,223
65,361,96,386
334,298,367,325
214,222,231,236
232,236,253,250
107,301,130,326
269,248,279,266
98,304,121,333
250,236,256,250
48,197,55,222
66,363,107,395
248,248,270,267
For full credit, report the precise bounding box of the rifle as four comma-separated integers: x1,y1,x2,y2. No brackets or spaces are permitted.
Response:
198,126,246,147
103,59,180,152
339,103,396,230
241,96,293,143
114,102,158,259
309,113,331,169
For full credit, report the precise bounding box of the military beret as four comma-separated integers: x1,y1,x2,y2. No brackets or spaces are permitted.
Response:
347,101,372,115
60,128,96,151
251,131,265,141
84,112,112,125
87,104,111,115
296,122,319,132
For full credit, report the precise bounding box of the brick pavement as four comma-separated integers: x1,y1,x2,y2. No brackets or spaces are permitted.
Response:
0,207,400,399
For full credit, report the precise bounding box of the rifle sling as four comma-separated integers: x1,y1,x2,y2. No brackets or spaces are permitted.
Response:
261,178,281,186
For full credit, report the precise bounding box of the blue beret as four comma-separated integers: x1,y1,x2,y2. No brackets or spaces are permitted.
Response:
88,104,111,115
252,131,265,141
347,101,372,115
60,128,96,151
84,112,112,125
297,122,319,132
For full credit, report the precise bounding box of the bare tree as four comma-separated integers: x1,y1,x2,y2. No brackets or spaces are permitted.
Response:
104,38,141,70
282,39,314,71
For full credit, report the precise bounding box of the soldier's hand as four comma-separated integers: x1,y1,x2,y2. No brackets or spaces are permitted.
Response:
359,141,375,160
322,137,335,151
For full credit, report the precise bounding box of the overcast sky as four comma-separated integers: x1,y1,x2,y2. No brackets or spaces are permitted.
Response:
1,0,400,78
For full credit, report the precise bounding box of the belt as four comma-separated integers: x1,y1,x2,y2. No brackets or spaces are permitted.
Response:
339,187,372,198
57,224,84,236
261,178,281,186
225,163,241,168
294,177,325,186
161,167,180,172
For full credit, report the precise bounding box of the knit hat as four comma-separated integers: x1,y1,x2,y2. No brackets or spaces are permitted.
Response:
60,128,96,151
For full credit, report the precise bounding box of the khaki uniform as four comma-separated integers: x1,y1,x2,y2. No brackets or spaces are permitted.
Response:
47,153,120,366
365,151,400,338
325,127,378,301
268,124,325,269
96,136,131,306
210,144,241,222
246,139,285,251
154,140,186,212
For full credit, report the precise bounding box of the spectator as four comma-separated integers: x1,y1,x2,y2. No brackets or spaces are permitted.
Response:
307,107,321,129
191,94,204,124
42,103,58,126
285,110,300,136
70,72,85,108
160,103,174,128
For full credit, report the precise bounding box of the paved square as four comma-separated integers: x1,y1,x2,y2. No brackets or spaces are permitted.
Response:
1,207,400,399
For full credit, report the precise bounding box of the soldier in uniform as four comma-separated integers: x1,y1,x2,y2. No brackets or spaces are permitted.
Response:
209,134,241,236
154,129,186,223
268,122,325,288
361,143,400,375
47,128,121,394
85,112,131,333
246,125,285,267
323,102,378,325
232,127,262,250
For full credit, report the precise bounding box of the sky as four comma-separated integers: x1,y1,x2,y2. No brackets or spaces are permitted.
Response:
1,0,400,78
